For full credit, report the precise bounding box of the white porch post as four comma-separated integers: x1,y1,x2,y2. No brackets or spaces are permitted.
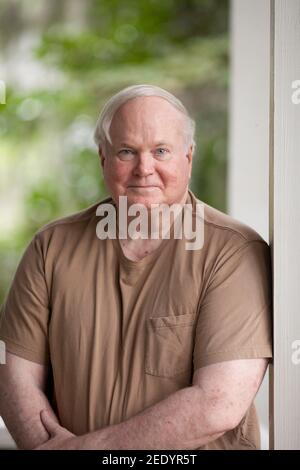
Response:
229,0,271,449
270,0,300,450
230,0,300,450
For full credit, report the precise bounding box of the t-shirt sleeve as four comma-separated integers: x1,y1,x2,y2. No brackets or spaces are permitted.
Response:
0,233,50,365
193,239,273,369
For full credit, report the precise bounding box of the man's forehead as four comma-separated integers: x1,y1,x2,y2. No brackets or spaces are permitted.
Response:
109,98,187,146
112,96,184,124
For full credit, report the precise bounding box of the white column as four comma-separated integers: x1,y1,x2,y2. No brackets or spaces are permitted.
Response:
270,0,300,450
229,0,271,449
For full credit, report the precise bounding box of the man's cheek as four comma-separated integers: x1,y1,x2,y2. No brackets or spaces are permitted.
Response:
161,170,179,186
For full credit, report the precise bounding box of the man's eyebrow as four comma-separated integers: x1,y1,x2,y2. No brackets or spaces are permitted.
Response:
118,142,172,147
154,142,172,147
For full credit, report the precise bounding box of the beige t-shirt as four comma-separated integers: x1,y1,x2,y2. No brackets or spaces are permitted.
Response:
0,190,273,449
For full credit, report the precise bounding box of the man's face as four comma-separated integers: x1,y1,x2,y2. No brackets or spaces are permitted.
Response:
99,96,193,208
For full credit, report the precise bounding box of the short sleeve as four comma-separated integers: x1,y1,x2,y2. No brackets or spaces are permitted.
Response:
193,239,273,369
0,234,50,365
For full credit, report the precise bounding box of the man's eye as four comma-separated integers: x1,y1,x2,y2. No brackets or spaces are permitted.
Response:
155,148,168,156
118,149,135,159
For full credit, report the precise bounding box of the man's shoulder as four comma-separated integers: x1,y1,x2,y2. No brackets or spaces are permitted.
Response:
35,195,113,238
190,191,267,246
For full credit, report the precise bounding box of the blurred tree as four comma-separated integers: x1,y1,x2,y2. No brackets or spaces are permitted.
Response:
0,0,229,304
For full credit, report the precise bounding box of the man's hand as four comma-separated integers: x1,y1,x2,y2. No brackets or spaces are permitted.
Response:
34,410,78,450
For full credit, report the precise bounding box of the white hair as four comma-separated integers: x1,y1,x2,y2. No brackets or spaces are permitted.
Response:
93,84,196,153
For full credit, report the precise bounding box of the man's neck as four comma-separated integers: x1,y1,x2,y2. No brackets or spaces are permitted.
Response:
116,189,189,241
116,189,190,261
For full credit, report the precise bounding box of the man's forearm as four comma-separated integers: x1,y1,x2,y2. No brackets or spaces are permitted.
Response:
78,386,226,450
0,380,58,449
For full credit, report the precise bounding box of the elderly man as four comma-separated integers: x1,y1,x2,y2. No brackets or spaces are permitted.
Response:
0,84,272,450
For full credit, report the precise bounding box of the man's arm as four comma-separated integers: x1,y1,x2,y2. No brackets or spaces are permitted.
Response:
0,352,59,449
39,357,268,450
81,358,268,449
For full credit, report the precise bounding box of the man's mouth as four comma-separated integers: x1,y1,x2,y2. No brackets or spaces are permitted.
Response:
128,185,159,188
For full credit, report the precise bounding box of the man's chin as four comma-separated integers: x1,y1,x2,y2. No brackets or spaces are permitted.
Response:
126,196,163,209
124,187,164,208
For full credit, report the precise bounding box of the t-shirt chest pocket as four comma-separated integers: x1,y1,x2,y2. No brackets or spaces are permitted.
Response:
145,312,197,378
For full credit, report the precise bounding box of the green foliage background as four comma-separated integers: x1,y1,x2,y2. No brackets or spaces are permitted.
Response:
0,0,229,305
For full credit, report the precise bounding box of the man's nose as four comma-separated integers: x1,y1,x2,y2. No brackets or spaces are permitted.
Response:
133,153,154,177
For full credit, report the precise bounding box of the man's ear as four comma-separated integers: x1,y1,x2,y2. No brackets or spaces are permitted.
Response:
186,144,193,178
186,144,193,162
98,146,105,169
